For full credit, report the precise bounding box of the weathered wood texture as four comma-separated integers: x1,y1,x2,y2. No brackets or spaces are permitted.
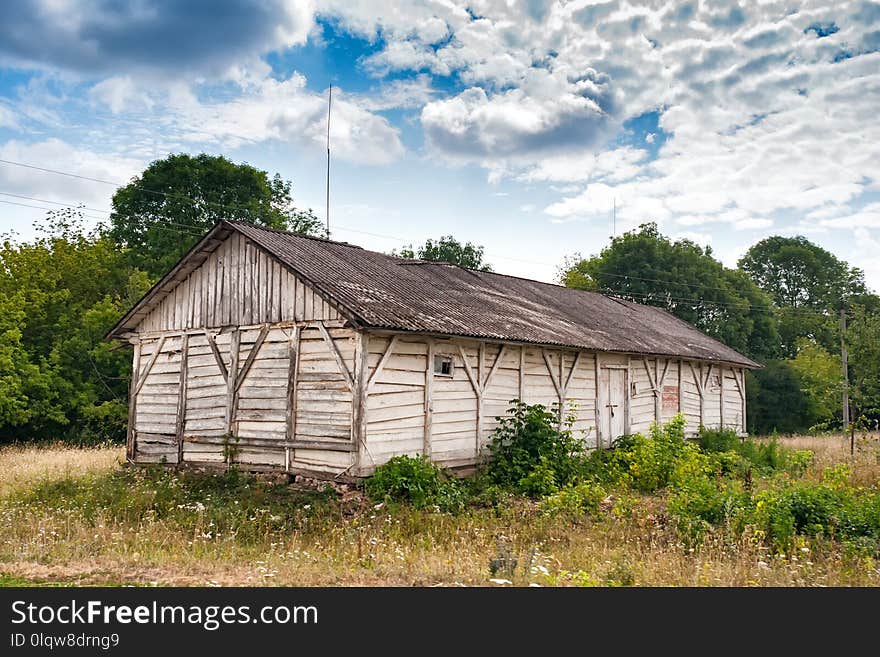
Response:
132,327,745,475
136,231,342,333
132,322,357,475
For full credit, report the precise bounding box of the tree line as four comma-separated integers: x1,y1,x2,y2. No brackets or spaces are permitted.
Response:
1,153,877,443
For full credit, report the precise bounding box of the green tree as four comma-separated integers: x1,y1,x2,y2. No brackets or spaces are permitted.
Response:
846,308,880,423
746,361,817,435
738,236,866,356
0,210,150,442
395,235,492,271
561,223,779,361
788,338,842,425
108,153,323,278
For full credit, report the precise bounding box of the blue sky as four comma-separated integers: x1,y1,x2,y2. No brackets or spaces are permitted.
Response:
1,1,879,289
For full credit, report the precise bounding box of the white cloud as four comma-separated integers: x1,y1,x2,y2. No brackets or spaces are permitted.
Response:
819,202,880,228
0,138,144,235
89,76,154,114
422,67,618,160
81,73,405,166
0,102,17,129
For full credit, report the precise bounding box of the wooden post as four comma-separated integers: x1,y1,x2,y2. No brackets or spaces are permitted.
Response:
175,332,189,465
677,359,682,414
226,329,240,438
424,338,434,458
841,307,850,433
740,369,746,434
654,358,662,423
518,346,525,401
352,331,370,455
127,340,142,463
594,353,601,449
285,326,300,469
698,362,705,428
457,344,482,458
719,366,725,428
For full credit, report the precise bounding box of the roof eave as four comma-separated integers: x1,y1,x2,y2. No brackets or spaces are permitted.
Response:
360,324,762,369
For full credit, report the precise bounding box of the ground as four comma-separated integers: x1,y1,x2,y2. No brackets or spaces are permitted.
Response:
1,435,878,587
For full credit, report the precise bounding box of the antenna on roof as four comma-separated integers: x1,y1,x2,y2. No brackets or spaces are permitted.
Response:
325,84,332,239
610,197,616,241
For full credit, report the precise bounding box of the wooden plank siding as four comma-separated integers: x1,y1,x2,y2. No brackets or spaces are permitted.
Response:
132,323,748,475
137,230,343,334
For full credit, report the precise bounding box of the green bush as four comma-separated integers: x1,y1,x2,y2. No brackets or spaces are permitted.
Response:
583,414,691,492
698,427,813,478
365,455,466,512
484,401,587,497
540,481,607,517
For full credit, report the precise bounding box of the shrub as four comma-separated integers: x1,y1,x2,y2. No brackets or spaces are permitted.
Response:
365,455,466,512
540,481,607,518
485,401,586,497
583,414,691,493
698,426,813,478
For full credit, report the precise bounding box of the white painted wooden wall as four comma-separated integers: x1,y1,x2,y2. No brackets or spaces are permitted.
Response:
138,230,342,333
360,335,748,473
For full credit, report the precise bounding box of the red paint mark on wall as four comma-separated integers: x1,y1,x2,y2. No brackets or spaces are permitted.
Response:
662,385,679,412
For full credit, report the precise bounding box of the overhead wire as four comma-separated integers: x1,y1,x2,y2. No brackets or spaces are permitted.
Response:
0,158,856,320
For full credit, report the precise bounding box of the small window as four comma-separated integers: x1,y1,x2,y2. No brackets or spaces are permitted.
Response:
434,355,453,377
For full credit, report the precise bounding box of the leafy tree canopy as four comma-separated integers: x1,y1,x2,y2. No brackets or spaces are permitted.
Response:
738,235,865,310
561,223,779,362
108,153,323,278
746,362,818,434
395,235,492,271
788,338,842,425
738,235,869,356
847,308,880,422
0,210,151,441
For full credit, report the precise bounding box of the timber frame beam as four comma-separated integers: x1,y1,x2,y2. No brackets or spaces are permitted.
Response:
542,349,582,425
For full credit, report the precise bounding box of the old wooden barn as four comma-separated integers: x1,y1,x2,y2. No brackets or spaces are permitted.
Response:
108,220,759,478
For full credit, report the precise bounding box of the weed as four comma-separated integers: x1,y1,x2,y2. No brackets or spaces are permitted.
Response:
484,401,586,496
365,455,465,513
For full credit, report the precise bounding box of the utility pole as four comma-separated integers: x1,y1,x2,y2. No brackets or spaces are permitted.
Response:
325,84,332,238
841,306,850,433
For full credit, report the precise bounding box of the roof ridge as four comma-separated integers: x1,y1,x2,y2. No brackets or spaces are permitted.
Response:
225,219,364,249
227,219,644,307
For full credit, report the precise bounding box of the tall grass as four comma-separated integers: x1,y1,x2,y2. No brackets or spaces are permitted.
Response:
0,434,878,587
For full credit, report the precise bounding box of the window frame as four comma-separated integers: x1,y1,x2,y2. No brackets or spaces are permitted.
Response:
433,354,454,378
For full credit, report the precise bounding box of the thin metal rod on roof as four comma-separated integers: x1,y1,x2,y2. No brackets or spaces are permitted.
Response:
326,84,332,239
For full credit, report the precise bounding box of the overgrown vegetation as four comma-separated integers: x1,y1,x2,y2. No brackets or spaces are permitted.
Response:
2,425,880,586
367,402,880,564
365,455,465,512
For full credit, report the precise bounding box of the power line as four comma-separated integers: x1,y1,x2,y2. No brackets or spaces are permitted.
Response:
0,191,111,215
0,157,277,218
0,158,860,321
0,198,107,222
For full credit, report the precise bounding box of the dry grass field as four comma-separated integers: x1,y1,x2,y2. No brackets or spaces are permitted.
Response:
0,434,878,587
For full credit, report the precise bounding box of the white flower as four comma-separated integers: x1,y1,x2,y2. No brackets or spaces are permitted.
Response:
489,578,512,585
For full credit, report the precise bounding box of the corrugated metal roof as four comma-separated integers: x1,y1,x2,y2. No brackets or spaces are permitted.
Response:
228,222,759,368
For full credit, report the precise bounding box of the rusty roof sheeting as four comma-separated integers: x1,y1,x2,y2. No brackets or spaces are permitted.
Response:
227,222,759,368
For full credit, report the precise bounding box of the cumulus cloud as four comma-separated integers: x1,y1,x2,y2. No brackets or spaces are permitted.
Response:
422,67,618,160
79,73,406,165
0,0,314,77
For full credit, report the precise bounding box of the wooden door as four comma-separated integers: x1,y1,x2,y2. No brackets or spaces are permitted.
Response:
600,367,627,445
